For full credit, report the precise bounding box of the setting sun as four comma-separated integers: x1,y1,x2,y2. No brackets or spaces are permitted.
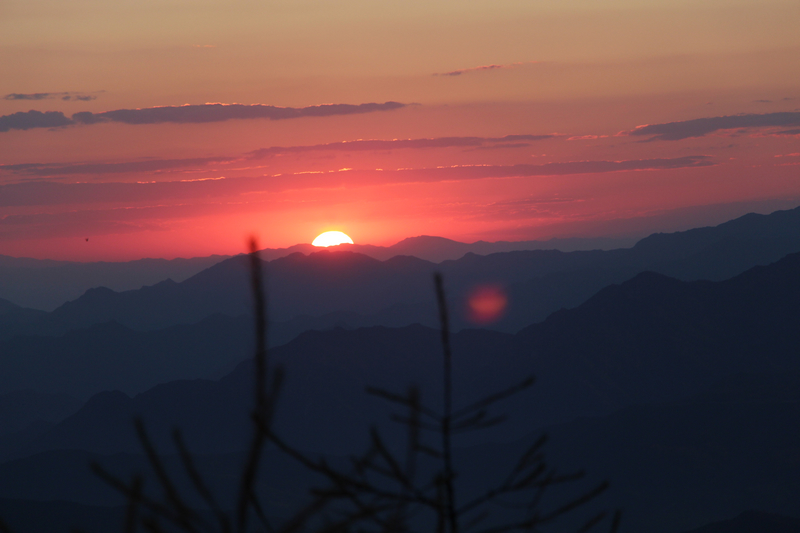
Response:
312,231,354,247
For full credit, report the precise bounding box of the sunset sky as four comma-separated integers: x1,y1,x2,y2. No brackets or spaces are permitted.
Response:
2,0,799,260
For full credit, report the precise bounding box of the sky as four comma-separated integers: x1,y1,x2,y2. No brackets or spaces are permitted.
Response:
1,0,799,261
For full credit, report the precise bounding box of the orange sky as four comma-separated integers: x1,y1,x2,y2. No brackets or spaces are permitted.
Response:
1,0,799,260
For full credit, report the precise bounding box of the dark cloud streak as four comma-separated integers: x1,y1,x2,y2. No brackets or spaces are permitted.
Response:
434,61,537,76
246,134,554,159
0,111,74,132
625,111,800,141
72,101,406,126
0,101,406,133
3,92,98,101
337,156,713,184
0,156,713,207
2,135,556,177
0,157,235,176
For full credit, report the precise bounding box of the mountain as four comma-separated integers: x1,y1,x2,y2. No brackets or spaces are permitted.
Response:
245,235,634,264
0,498,127,533
3,246,800,529
3,208,800,533
0,390,82,436
0,236,631,312
0,254,231,311
0,298,49,348
460,372,800,533
680,511,800,533
8,250,800,462
6,203,797,314
0,308,441,399
511,251,800,422
1,374,799,533
1,325,514,459
19,252,438,336
338,235,635,263
0,316,253,399
6,204,800,341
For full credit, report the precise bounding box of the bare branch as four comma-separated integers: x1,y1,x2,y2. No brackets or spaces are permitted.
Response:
141,516,168,533
366,386,441,421
537,481,609,523
434,272,458,533
576,511,607,533
267,429,437,509
124,475,143,533
91,463,187,529
173,430,231,533
451,377,535,422
414,443,443,459
237,237,273,533
390,414,441,432
609,510,622,533
133,418,203,532
510,434,548,476
452,414,506,434
0,516,14,533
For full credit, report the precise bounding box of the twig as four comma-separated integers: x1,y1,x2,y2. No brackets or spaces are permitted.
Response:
124,475,143,533
237,237,273,533
434,272,459,533
173,430,232,533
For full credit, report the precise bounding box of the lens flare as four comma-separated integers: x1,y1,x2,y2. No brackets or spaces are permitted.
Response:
312,231,354,247
466,284,508,324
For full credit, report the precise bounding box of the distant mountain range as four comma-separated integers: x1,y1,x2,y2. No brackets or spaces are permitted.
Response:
3,205,800,342
0,236,634,311
3,212,800,531
257,235,636,264
5,249,800,460
2,205,800,432
1,370,799,532
0,254,232,311
0,316,252,399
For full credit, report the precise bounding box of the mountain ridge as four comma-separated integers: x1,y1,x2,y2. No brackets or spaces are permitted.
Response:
7,249,800,461
5,205,797,340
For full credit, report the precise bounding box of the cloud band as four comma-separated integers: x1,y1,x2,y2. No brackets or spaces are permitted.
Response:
0,156,713,207
0,101,407,132
624,111,800,141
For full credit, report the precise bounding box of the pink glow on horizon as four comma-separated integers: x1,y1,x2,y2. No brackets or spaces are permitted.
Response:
1,1,799,261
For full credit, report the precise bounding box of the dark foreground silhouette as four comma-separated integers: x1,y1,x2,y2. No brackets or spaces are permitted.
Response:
0,242,625,533
2,216,800,531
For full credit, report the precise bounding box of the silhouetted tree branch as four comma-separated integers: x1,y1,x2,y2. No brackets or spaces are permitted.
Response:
267,272,621,533
89,242,620,533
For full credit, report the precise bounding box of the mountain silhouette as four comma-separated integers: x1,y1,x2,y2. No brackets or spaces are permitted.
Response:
0,390,82,436
4,205,800,343
0,298,47,336
0,305,448,400
458,372,800,533
2,250,800,531
680,511,800,533
340,235,634,263
7,250,800,463
1,373,799,533
1,208,799,533
0,254,232,311
0,316,253,399
0,498,128,533
0,236,630,311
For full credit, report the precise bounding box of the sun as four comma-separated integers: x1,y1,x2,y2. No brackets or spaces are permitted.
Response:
312,231,354,247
